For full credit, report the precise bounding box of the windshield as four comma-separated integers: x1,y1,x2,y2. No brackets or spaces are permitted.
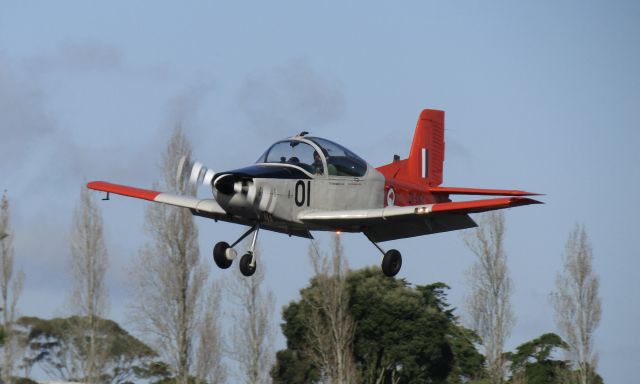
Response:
308,137,367,177
256,140,316,173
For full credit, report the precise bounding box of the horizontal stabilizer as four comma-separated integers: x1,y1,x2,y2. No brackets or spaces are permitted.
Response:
430,197,543,214
429,186,541,196
299,196,542,242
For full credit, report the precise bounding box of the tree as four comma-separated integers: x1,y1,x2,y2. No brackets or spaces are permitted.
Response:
194,281,226,384
16,316,164,384
505,333,568,384
304,235,356,384
128,127,218,384
227,242,275,384
272,267,484,384
68,185,110,383
463,212,514,384
550,225,602,384
0,192,25,384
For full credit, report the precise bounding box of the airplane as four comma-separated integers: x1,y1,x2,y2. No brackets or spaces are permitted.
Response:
88,109,542,277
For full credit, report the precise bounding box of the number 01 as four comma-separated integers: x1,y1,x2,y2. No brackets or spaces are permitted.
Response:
295,180,311,207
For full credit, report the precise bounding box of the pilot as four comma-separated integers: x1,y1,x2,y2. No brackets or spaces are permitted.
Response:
312,151,324,174
313,149,338,176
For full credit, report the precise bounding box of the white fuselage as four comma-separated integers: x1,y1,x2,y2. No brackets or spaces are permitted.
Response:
211,136,386,235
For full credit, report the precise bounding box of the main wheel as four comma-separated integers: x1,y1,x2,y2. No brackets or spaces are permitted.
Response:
239,252,256,277
381,249,402,277
213,241,233,269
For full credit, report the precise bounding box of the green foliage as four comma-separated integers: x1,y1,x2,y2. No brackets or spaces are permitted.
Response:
506,332,569,384
271,349,319,384
16,315,167,384
271,267,484,383
12,377,39,384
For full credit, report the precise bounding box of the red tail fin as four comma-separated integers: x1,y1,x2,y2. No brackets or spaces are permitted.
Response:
408,109,444,186
377,109,445,186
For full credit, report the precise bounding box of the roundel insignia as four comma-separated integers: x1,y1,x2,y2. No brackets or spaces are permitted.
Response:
386,187,396,206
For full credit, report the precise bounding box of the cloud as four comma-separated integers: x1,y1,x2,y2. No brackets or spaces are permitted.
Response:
165,80,216,129
0,41,124,174
22,40,123,74
0,58,56,173
236,58,347,137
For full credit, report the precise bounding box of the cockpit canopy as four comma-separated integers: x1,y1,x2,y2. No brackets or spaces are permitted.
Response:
256,137,368,177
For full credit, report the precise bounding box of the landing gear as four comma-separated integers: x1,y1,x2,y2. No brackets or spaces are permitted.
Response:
381,249,402,277
213,241,234,269
239,253,256,277
364,233,403,277
212,224,260,277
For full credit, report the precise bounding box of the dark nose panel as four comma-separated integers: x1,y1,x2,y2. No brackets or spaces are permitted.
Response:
216,165,311,181
213,174,238,195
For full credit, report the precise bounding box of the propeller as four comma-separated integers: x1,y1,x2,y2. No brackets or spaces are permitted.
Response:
177,155,277,213
177,155,216,189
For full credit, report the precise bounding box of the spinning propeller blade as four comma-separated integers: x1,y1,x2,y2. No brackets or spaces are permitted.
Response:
178,155,216,188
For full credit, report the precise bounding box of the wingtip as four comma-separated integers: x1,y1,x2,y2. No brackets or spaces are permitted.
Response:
87,181,103,190
513,197,544,206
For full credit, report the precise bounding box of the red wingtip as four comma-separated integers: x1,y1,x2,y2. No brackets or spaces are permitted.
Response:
87,181,161,201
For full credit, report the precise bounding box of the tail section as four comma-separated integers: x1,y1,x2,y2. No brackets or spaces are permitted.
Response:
377,109,445,187
408,109,444,186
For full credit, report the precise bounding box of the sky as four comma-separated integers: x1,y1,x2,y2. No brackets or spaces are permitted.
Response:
1,1,639,382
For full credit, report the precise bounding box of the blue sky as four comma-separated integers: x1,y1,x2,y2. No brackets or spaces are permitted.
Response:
1,1,639,382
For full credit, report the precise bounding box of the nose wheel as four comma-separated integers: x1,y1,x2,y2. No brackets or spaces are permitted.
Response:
212,224,260,277
213,241,234,269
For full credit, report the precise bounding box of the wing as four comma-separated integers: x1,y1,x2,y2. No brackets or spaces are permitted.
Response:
298,197,542,242
87,181,227,215
87,181,315,239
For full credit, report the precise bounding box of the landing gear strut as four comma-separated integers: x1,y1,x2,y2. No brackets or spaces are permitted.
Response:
212,224,260,277
239,226,259,277
364,233,402,277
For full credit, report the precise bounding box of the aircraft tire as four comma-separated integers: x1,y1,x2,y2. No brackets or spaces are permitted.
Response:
239,253,256,277
213,241,233,269
381,249,402,277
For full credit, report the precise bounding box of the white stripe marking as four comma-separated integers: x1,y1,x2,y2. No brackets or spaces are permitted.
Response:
203,169,215,186
421,148,427,178
190,162,203,184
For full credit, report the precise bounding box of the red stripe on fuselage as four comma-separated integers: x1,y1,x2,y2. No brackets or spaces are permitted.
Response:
87,181,161,201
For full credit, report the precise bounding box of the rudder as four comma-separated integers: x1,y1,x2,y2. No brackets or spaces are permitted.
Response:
407,109,445,186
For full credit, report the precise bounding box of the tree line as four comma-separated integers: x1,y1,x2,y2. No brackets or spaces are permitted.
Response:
271,222,603,384
0,129,603,383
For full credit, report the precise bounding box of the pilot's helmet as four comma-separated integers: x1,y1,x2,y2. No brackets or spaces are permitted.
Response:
314,148,329,160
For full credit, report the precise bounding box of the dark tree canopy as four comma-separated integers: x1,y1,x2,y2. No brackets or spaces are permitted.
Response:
272,267,484,383
506,332,604,384
16,315,167,384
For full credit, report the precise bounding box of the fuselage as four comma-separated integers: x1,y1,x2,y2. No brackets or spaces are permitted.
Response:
208,135,446,236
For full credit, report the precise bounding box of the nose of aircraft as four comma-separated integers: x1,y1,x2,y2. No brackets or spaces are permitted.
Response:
213,174,240,195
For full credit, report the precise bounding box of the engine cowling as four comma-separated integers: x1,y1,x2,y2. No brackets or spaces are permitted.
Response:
212,174,272,217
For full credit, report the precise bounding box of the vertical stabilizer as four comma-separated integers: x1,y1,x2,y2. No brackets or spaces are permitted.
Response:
376,109,446,187
406,109,445,186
